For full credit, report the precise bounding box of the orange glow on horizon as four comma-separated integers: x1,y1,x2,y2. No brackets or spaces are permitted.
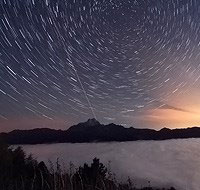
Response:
143,88,200,129
145,108,200,128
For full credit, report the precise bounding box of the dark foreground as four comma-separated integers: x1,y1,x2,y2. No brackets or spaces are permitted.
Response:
0,143,176,190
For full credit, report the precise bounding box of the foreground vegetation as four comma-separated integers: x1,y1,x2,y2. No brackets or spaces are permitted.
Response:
0,143,176,190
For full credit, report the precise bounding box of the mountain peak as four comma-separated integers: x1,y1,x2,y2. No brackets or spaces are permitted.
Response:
85,118,100,126
160,127,171,132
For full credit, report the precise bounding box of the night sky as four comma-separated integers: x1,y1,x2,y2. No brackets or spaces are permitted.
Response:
1,0,200,132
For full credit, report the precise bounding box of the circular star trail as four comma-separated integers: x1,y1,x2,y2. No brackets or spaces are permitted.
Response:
1,0,200,131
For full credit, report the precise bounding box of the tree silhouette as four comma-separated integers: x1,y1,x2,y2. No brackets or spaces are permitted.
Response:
77,157,107,189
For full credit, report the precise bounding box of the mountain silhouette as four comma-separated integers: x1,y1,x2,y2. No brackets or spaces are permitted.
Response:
1,119,200,144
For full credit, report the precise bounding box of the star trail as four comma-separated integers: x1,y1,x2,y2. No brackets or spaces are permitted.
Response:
1,0,200,131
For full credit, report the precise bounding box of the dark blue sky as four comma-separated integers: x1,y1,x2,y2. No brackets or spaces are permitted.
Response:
1,0,200,131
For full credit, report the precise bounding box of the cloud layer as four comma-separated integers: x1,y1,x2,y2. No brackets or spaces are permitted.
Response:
18,139,200,190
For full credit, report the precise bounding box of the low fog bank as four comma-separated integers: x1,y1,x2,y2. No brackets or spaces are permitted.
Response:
17,139,200,190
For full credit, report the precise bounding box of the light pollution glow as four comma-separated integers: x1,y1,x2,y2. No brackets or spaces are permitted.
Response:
1,0,200,131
